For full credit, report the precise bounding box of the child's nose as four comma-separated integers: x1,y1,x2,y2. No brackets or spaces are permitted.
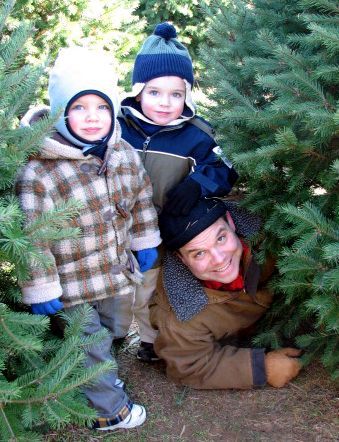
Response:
159,94,170,106
86,109,99,120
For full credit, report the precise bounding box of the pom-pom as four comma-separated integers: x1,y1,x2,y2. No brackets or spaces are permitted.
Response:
154,22,177,40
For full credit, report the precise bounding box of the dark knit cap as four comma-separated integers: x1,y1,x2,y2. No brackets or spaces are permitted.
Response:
159,198,262,251
132,22,194,86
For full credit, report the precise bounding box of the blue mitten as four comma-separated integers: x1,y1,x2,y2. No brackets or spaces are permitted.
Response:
135,248,158,272
31,298,64,315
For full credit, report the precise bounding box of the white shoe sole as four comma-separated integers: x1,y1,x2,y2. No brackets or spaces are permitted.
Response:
96,404,146,431
114,378,125,389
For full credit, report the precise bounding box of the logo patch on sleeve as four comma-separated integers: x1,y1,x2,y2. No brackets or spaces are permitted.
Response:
213,146,233,168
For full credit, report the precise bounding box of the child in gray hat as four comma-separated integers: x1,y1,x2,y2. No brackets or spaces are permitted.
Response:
16,47,161,431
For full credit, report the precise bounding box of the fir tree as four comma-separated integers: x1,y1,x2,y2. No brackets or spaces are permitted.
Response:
200,0,338,377
0,1,113,439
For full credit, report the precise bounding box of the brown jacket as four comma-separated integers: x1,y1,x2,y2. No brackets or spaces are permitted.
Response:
149,251,273,390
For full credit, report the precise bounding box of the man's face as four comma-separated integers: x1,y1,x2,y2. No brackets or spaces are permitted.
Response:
178,216,243,283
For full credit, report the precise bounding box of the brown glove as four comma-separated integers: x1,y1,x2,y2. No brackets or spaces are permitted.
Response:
265,348,302,388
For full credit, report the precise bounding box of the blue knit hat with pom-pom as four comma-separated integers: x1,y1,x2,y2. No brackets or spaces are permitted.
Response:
132,22,194,86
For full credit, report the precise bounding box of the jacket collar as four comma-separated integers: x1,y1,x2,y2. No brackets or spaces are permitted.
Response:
162,248,261,322
20,105,121,170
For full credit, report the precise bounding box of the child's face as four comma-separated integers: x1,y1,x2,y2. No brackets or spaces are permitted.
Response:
67,94,112,141
138,76,185,125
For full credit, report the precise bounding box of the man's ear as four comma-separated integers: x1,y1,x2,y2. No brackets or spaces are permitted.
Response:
226,211,236,232
174,250,185,263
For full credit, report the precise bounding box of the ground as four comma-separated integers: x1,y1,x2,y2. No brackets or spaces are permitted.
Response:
46,329,338,442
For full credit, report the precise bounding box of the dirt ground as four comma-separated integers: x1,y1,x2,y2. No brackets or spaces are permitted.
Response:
46,329,338,442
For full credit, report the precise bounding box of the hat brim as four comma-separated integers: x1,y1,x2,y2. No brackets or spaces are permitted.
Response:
121,79,196,121
161,199,262,251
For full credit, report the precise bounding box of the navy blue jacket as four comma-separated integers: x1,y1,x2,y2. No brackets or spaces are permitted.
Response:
118,108,238,213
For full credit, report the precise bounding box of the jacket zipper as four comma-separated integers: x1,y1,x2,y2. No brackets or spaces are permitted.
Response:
125,114,186,164
142,136,151,161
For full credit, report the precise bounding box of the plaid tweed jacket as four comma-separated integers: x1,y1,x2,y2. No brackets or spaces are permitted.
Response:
16,108,161,308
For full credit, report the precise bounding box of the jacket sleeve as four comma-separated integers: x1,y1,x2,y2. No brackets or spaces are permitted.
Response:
15,168,63,305
127,145,162,251
187,120,238,197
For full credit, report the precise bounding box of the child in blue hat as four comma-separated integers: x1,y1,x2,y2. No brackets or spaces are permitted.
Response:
118,23,238,362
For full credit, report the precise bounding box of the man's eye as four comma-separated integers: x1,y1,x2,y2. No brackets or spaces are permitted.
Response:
217,235,226,243
194,251,205,259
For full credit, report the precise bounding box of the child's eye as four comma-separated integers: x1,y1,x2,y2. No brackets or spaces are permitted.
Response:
149,90,159,96
71,104,83,111
98,104,110,110
173,92,183,98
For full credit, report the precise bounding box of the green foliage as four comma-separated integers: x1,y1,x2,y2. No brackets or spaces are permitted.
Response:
0,304,114,439
10,0,88,59
0,1,113,437
201,0,338,376
77,0,146,89
135,0,210,75
3,1,145,97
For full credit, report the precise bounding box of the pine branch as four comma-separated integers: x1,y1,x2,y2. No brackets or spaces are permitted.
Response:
299,0,339,15
25,199,84,236
0,20,33,70
323,242,339,262
0,0,15,35
307,22,339,56
10,361,114,405
0,304,49,353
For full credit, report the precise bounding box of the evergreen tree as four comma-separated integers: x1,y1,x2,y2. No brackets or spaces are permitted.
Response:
200,0,338,377
77,0,146,89
0,1,113,439
136,0,208,67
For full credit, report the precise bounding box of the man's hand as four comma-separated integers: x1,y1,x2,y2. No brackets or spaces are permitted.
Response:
265,348,302,388
135,248,158,272
164,178,201,216
31,298,64,315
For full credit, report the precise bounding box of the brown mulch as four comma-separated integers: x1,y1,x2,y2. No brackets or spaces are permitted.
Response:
47,330,339,442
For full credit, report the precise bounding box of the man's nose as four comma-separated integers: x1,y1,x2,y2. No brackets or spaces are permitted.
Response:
210,249,225,265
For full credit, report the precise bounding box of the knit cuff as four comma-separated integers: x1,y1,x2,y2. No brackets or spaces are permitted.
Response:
130,231,162,251
21,280,63,305
251,348,267,387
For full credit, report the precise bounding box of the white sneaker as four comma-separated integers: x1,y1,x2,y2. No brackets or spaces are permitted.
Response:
96,404,146,431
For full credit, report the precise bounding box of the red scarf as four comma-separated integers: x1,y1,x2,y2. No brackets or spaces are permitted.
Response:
202,241,250,292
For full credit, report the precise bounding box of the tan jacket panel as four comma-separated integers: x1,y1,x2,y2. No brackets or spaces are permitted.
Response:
150,274,272,390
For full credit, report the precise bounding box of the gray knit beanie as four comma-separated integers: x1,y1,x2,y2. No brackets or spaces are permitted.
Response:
48,47,120,148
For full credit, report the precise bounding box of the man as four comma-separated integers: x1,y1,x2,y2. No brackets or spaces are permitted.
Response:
149,198,302,389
